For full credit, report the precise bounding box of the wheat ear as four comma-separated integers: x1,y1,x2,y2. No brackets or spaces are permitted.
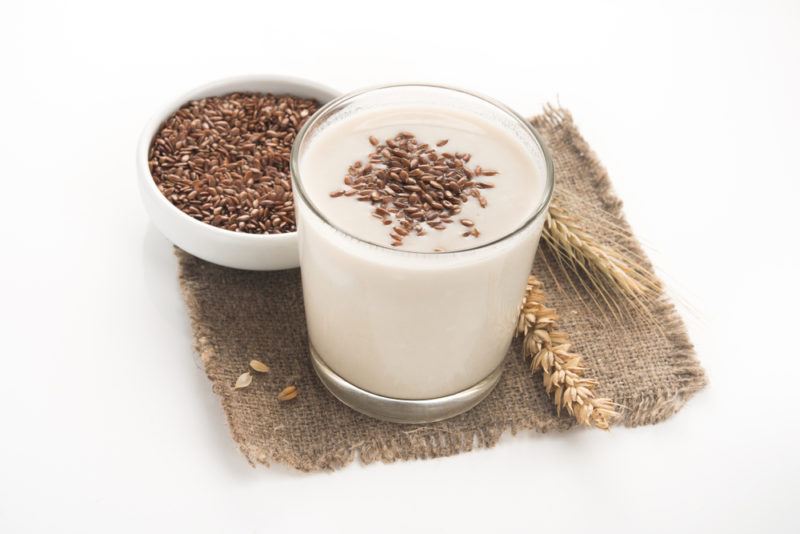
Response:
544,202,661,303
517,275,619,429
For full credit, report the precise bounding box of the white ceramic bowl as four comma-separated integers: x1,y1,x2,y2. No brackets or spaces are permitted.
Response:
137,75,340,270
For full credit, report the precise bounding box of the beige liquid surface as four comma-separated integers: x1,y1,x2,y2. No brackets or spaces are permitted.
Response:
297,105,547,399
300,107,544,252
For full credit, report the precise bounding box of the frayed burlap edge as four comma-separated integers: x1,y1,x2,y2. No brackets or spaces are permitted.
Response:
177,255,573,470
532,106,707,427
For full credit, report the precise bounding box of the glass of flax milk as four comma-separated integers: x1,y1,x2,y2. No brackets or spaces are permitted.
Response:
290,84,553,423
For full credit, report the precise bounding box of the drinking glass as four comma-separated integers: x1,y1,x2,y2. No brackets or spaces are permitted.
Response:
291,84,553,423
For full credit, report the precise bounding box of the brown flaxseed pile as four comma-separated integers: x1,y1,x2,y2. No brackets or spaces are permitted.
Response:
329,132,498,247
149,93,320,234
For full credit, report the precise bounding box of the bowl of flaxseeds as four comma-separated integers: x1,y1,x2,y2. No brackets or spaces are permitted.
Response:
137,75,339,270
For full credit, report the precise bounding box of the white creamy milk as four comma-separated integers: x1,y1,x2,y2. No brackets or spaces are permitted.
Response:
296,105,547,399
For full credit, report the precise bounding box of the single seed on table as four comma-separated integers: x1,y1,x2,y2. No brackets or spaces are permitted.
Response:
277,385,298,401
436,139,449,147
433,247,445,252
249,360,269,373
369,135,379,146
460,219,475,227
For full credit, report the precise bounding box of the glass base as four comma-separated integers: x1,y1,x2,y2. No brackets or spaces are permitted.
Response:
310,346,504,424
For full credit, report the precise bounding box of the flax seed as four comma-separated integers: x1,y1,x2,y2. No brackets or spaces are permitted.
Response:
327,131,500,249
149,92,320,234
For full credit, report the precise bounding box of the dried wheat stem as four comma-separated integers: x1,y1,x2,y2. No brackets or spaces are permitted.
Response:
544,202,661,301
517,276,619,429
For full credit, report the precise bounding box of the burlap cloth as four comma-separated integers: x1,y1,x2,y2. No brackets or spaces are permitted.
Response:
175,107,706,471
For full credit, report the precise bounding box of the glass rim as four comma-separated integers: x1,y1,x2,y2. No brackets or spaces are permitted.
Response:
290,83,554,255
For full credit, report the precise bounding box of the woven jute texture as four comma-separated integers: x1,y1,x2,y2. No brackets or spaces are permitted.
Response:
176,107,706,471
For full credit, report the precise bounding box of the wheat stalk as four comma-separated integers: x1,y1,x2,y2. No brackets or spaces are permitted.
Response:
543,201,661,308
517,275,619,429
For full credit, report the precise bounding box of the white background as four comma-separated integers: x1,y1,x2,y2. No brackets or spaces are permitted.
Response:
2,1,799,532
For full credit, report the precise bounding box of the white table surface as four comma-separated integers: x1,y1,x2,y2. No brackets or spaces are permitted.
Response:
3,1,799,532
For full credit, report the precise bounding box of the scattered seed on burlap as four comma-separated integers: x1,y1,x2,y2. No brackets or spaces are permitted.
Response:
277,386,298,401
329,132,498,247
249,360,269,373
149,93,320,234
234,372,252,389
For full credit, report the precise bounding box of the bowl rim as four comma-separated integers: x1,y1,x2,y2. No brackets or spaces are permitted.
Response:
136,74,340,243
